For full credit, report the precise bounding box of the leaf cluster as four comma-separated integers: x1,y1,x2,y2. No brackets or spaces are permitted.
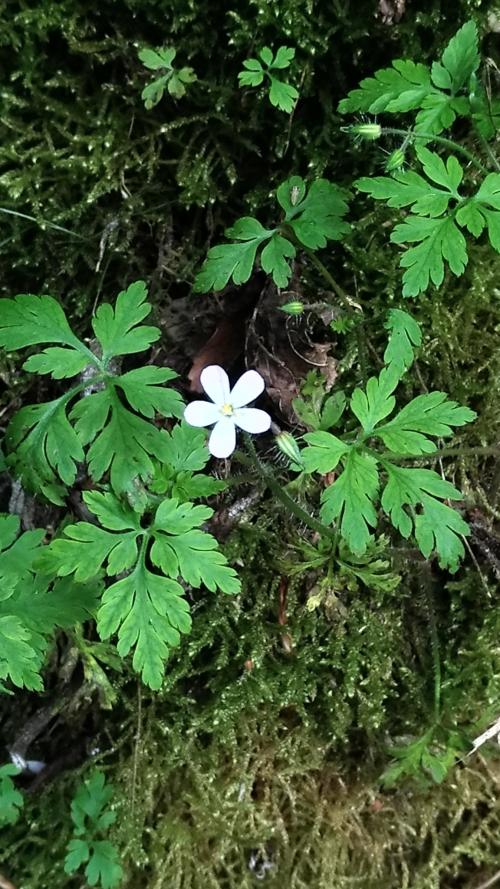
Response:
339,21,485,137
238,45,298,113
64,770,123,889
38,490,241,689
0,281,184,502
302,311,475,570
381,727,467,787
356,147,500,296
193,174,350,292
139,46,196,108
0,514,98,692
0,764,23,827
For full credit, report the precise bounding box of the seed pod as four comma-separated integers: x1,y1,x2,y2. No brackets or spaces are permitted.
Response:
279,300,304,315
347,122,382,141
275,431,304,468
385,146,406,173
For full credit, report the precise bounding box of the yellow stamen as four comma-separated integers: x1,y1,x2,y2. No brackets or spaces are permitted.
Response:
220,403,234,416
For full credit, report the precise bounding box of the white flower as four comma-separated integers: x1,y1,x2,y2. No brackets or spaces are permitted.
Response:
184,365,271,458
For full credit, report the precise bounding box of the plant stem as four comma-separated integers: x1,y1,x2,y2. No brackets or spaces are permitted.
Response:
244,435,338,542
473,126,500,173
380,443,500,463
381,127,489,175
422,574,441,722
302,246,362,312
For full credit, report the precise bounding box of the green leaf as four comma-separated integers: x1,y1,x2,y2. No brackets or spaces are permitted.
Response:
302,431,350,473
259,46,273,66
268,76,299,112
260,233,296,286
23,347,89,379
98,564,190,689
338,59,432,115
414,92,458,134
320,450,380,553
374,391,476,454
168,71,190,98
356,147,463,216
92,281,160,363
116,366,182,418
65,838,90,873
66,771,123,888
283,177,350,249
384,309,422,374
43,492,239,688
435,20,479,93
0,763,24,826
193,217,275,292
350,366,400,433
85,841,123,889
151,499,240,593
391,214,468,297
70,384,175,494
139,47,176,70
320,391,347,430
141,76,168,109
0,293,84,351
381,463,469,570
0,515,45,599
0,615,43,691
6,393,84,501
272,46,295,69
238,68,265,87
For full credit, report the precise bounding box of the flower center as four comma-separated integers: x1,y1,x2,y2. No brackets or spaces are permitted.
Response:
220,402,234,416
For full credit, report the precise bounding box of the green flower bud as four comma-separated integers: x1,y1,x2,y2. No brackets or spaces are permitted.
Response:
385,146,406,173
275,431,304,468
346,122,382,141
279,300,304,315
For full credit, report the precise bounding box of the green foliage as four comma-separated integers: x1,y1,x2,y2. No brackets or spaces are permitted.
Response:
38,490,240,689
381,727,466,787
64,771,123,889
356,148,500,296
149,424,227,501
238,46,298,112
339,21,480,136
0,515,98,691
292,370,347,431
0,764,23,827
139,46,196,107
302,312,475,569
193,175,349,291
0,281,184,501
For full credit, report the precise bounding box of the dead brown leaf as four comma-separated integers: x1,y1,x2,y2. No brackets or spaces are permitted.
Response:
188,315,246,392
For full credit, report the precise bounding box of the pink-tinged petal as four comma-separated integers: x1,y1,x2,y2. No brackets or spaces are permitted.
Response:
234,408,271,434
230,369,265,408
208,418,236,458
200,365,230,406
184,401,221,427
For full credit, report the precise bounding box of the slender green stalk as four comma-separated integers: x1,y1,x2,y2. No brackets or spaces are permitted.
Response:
422,578,441,721
244,435,338,542
281,223,362,313
381,127,489,175
380,443,500,463
473,126,500,173
0,206,86,239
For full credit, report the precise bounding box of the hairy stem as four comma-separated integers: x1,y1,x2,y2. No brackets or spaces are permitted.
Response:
380,443,500,463
382,127,489,175
244,435,338,542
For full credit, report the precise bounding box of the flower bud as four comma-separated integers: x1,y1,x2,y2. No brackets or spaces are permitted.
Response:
279,300,304,315
384,146,406,173
344,122,382,141
275,431,304,468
